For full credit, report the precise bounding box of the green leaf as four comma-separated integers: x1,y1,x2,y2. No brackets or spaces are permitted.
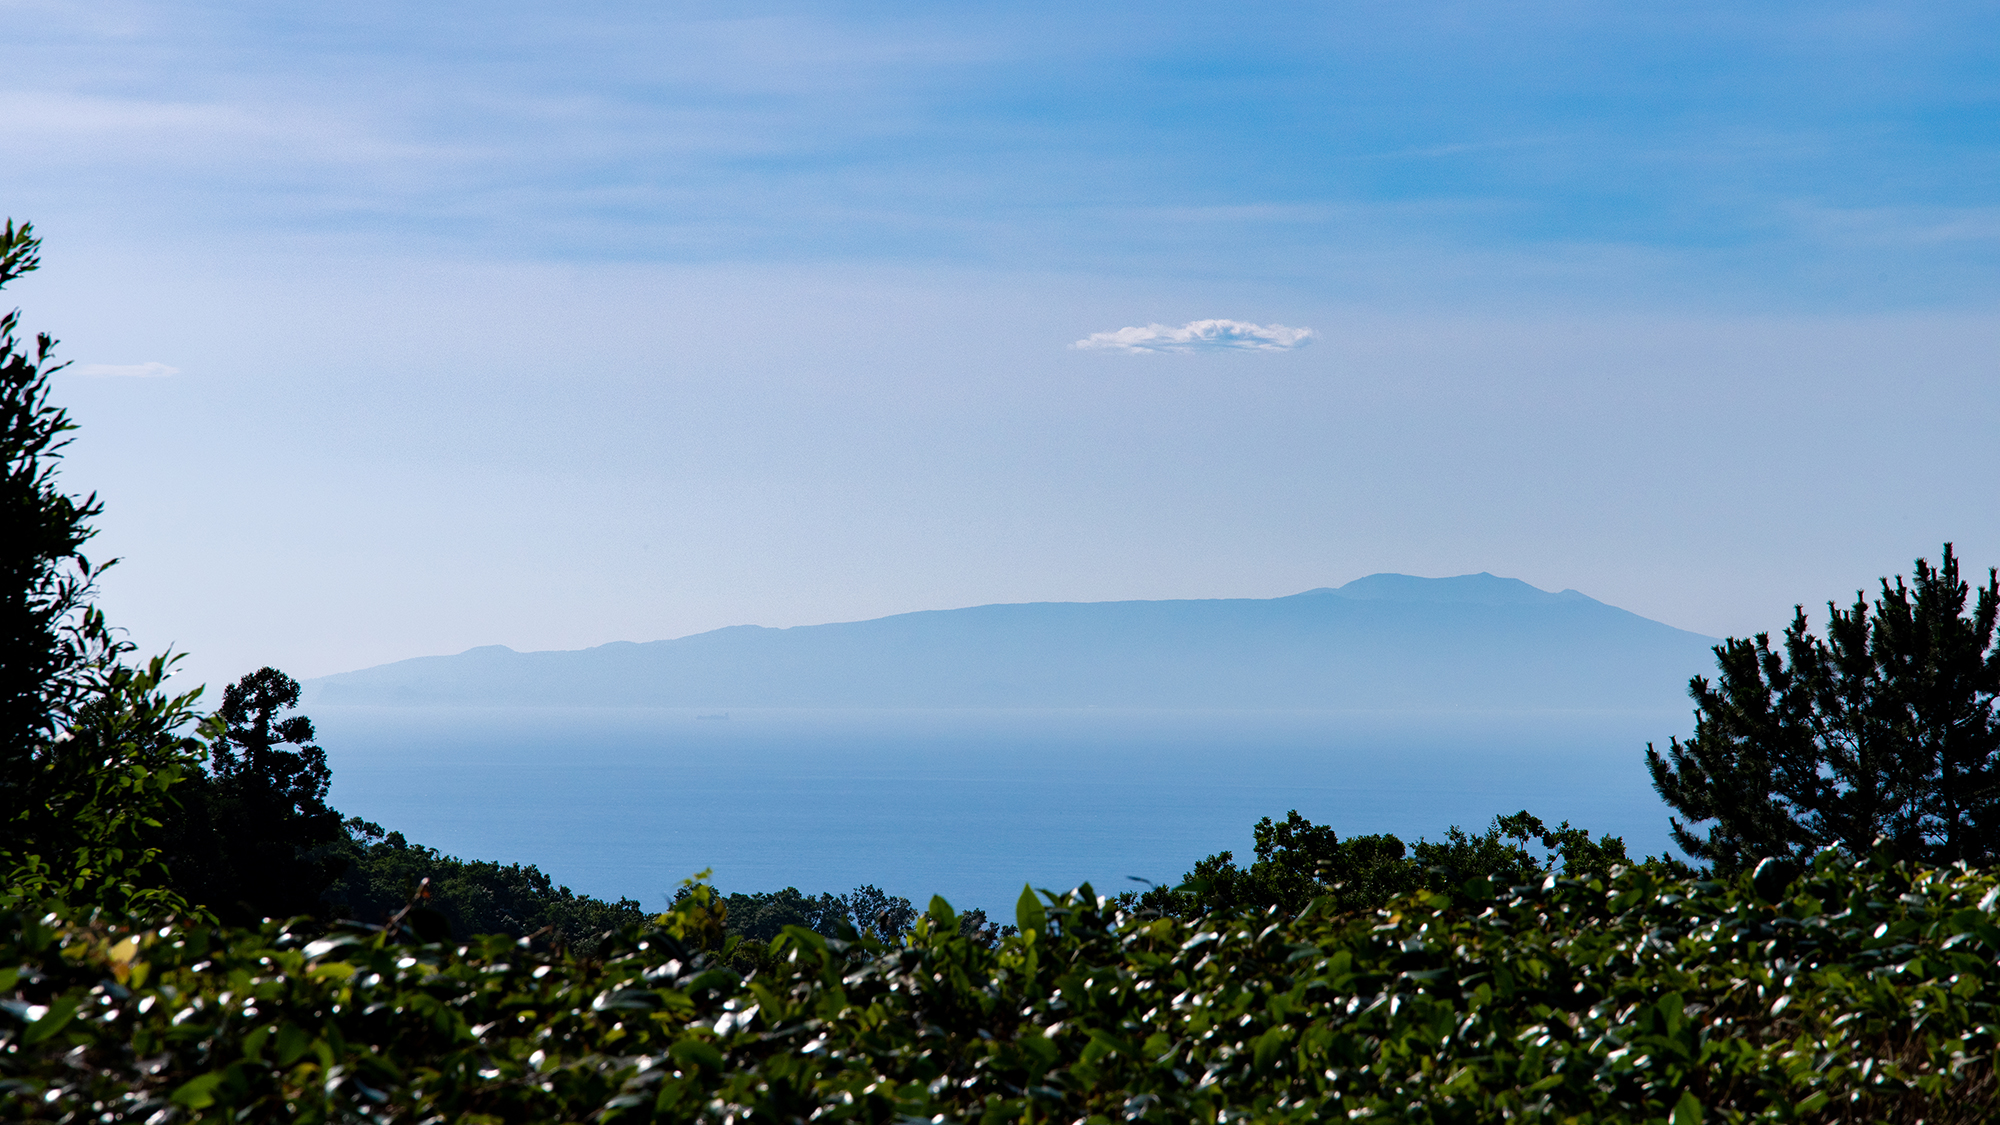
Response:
670,1038,726,1072
1018,1029,1058,1072
1016,884,1046,935
275,1022,313,1067
21,996,77,1045
1672,1090,1703,1125
1658,992,1686,1034
928,895,957,929
1252,1027,1292,1070
1082,1029,1124,1064
302,935,363,960
171,1072,226,1110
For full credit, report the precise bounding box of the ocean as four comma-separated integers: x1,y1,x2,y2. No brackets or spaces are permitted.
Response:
314,706,1693,917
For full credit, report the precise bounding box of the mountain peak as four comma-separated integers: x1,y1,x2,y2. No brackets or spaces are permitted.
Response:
1291,572,1595,607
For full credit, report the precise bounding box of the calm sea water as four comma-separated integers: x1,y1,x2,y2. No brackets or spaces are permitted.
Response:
314,707,1691,917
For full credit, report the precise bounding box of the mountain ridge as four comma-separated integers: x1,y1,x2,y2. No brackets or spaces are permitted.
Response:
306,573,1716,711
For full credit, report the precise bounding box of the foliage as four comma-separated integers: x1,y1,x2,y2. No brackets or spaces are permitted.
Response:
0,219,120,762
710,885,859,943
1650,545,2000,873
139,665,649,939
1135,807,1637,919
210,668,335,817
0,219,211,918
158,669,348,926
10,857,2000,1122
678,882,1013,976
706,884,920,944
0,658,216,920
655,883,912,975
322,819,649,944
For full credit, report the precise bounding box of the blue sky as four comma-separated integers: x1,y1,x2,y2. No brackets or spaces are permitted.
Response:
4,0,1999,687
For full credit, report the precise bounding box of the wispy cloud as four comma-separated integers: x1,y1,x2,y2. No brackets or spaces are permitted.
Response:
1074,319,1316,354
1784,203,2000,247
71,361,179,378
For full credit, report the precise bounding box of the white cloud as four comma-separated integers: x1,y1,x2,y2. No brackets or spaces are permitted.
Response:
1073,319,1317,354
70,361,179,378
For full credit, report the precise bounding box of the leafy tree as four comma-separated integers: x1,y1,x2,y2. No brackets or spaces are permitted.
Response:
1648,545,2000,873
713,886,855,943
687,882,921,944
159,667,347,924
4,658,215,916
0,219,210,916
657,881,938,973
147,666,653,937
324,818,649,944
1137,811,1420,919
0,220,113,757
842,883,919,941
211,667,334,813
1137,808,1631,919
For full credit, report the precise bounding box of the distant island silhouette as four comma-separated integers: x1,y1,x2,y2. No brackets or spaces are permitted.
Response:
306,573,1716,711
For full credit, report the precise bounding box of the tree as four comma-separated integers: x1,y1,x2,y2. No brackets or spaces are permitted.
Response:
212,666,335,816
0,221,94,752
0,220,125,779
1135,808,1631,919
322,818,649,943
1648,545,2000,873
0,219,210,915
161,667,349,924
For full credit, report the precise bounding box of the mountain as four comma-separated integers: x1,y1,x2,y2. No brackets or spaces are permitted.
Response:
305,573,1717,710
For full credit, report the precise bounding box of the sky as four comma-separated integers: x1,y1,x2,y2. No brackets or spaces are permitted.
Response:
3,0,1998,691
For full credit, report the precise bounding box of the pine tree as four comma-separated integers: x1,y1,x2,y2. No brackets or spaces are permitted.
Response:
1649,546,2000,872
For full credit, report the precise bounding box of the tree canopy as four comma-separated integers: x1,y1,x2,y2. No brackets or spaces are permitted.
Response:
1649,545,2000,873
156,668,348,925
1133,808,1638,919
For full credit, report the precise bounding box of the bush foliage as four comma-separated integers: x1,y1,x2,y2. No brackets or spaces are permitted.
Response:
9,857,2000,1123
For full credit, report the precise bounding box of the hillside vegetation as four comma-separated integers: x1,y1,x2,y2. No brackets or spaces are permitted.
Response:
8,857,2000,1122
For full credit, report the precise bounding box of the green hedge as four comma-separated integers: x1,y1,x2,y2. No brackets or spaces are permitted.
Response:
6,856,2000,1122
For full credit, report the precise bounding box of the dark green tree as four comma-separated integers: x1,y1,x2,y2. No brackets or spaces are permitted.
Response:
161,667,348,924
680,883,920,944
0,219,211,915
212,667,334,817
713,886,855,943
1137,809,1629,920
1648,545,2000,873
0,219,106,757
323,819,648,944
